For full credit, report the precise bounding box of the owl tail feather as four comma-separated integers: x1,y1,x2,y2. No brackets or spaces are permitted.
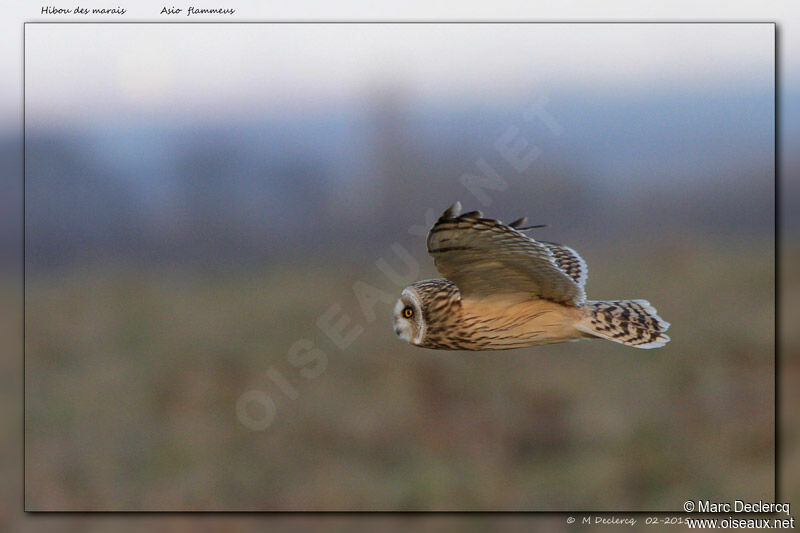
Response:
576,300,670,349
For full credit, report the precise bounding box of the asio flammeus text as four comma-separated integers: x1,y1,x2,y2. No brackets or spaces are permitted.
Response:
392,202,670,350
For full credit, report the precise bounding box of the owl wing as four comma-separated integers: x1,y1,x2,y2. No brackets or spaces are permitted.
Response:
427,202,585,305
540,241,588,288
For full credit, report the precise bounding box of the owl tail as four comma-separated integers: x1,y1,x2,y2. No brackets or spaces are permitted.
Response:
576,300,670,349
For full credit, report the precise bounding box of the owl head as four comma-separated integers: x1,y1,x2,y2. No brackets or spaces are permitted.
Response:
393,279,461,347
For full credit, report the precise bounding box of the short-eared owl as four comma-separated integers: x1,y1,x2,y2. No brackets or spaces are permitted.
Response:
393,202,670,350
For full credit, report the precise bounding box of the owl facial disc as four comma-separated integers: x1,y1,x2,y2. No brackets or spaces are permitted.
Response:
393,287,425,345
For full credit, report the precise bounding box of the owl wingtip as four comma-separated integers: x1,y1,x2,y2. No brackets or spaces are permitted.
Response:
444,201,462,218
508,217,528,228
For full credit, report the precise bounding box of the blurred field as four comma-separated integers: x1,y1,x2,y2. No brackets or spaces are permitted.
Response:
25,235,774,510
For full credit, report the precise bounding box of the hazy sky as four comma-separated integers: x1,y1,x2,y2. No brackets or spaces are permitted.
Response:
1,0,797,133
25,23,773,128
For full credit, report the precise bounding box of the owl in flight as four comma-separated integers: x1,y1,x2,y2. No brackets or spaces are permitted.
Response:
393,202,670,350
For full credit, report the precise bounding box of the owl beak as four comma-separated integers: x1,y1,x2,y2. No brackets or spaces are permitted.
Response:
393,326,401,336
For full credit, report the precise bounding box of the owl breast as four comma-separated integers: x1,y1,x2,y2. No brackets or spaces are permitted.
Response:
421,297,585,351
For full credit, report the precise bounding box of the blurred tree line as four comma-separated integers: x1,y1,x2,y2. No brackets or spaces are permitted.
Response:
23,91,773,272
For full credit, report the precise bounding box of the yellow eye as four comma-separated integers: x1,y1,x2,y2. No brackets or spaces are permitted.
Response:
403,306,414,319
